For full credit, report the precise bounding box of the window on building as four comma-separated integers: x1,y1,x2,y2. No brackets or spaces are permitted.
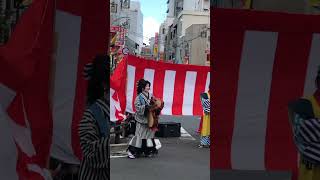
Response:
162,28,165,34
110,2,118,13
201,31,207,38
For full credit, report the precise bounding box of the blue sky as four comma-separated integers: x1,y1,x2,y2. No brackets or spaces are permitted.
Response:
133,0,167,43
139,0,167,23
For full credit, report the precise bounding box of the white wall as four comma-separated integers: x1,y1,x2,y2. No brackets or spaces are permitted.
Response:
179,11,209,37
112,0,143,50
129,1,143,47
167,0,175,17
159,23,166,52
183,0,197,11
136,4,144,48
195,0,210,11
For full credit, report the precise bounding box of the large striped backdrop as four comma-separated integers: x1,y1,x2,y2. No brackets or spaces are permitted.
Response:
110,55,211,121
211,9,320,180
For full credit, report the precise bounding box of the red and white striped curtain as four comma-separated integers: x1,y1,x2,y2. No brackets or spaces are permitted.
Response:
110,55,211,122
211,9,320,180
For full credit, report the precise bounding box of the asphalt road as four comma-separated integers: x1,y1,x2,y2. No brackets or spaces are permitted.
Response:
110,115,210,180
110,115,292,180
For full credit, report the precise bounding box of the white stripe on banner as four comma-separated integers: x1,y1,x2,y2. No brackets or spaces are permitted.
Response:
144,69,155,96
205,72,210,92
0,85,18,180
182,71,197,115
126,65,136,113
51,10,81,164
110,88,119,122
162,70,176,114
304,34,320,96
231,31,278,170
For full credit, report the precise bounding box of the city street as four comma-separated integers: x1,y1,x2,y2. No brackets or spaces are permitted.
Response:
110,115,210,180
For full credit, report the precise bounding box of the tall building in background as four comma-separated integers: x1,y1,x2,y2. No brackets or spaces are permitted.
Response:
110,0,143,56
148,36,155,57
162,0,175,62
153,32,159,59
124,0,143,53
162,0,210,65
158,22,168,60
185,24,210,66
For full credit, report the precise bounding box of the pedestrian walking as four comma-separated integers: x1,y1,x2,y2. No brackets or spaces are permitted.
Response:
127,79,162,159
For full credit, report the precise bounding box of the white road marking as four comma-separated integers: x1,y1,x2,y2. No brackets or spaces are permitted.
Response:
180,127,196,141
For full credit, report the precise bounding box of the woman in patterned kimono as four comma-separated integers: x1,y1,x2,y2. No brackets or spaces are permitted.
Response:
127,79,159,159
78,55,110,180
198,87,210,148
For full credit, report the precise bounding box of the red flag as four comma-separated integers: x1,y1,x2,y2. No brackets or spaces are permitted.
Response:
0,0,54,179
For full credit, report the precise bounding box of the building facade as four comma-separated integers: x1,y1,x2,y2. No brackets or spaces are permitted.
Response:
185,24,210,66
110,0,143,54
140,46,152,59
163,0,210,64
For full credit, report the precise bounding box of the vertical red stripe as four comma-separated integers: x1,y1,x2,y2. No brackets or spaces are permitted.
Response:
71,19,108,159
111,57,128,114
153,69,165,104
23,54,53,167
211,30,245,169
265,33,312,178
7,94,26,126
172,71,186,115
132,67,145,112
193,72,207,115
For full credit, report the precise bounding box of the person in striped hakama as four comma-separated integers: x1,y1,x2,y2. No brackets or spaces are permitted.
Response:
290,67,320,180
127,79,158,159
296,67,320,180
198,88,210,148
78,55,110,180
